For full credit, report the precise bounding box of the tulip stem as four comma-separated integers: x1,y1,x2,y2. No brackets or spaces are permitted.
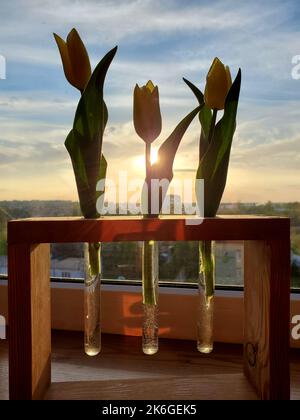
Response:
207,109,217,144
145,142,152,215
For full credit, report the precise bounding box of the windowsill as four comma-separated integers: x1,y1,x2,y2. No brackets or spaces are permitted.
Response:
0,279,299,348
0,330,299,400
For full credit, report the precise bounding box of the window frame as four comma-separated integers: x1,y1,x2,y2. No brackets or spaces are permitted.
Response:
0,278,299,348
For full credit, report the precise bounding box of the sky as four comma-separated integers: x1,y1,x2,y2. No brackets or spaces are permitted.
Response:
0,0,300,203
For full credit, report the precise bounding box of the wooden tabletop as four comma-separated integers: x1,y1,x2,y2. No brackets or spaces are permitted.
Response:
7,215,290,244
2,331,300,400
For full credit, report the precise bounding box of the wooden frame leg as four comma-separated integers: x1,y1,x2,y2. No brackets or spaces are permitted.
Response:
244,240,290,400
8,243,51,400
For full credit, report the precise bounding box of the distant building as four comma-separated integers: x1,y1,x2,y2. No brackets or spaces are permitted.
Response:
215,241,243,286
0,256,7,276
219,203,238,210
51,257,84,279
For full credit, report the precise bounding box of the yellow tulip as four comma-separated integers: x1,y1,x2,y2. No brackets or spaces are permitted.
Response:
133,80,162,143
54,28,91,92
204,58,232,110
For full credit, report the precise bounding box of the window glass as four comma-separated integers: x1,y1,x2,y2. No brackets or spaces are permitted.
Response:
0,201,299,289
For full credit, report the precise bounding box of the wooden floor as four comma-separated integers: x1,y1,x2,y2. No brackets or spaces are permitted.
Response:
1,331,299,400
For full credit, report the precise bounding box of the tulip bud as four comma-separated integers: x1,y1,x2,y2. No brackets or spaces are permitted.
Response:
133,80,162,143
204,58,232,110
54,28,91,92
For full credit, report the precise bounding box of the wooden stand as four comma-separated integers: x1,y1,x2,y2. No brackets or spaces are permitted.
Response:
7,216,290,400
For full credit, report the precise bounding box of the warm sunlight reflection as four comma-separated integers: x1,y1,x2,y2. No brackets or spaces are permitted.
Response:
121,294,171,337
150,147,158,165
135,147,158,169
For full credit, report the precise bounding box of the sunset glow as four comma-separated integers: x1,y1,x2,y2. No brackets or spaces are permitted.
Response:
135,147,158,170
0,0,299,202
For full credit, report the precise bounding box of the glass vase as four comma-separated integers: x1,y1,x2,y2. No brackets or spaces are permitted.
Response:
197,240,215,354
142,240,159,355
84,242,101,356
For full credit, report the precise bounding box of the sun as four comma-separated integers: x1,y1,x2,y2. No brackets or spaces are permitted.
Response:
150,147,158,165
135,147,158,169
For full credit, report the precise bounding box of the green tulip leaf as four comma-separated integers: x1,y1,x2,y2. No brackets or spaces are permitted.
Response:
183,77,212,158
73,46,117,141
65,46,117,218
199,106,212,140
96,153,108,203
213,69,241,175
144,105,202,214
196,69,241,216
65,129,89,188
65,128,108,218
183,77,204,103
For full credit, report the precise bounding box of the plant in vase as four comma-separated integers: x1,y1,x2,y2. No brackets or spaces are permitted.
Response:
54,28,117,356
133,81,201,354
183,58,241,353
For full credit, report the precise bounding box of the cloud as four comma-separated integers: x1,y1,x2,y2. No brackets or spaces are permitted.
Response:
0,0,300,201
19,0,254,42
0,137,68,168
232,136,300,170
0,94,76,114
